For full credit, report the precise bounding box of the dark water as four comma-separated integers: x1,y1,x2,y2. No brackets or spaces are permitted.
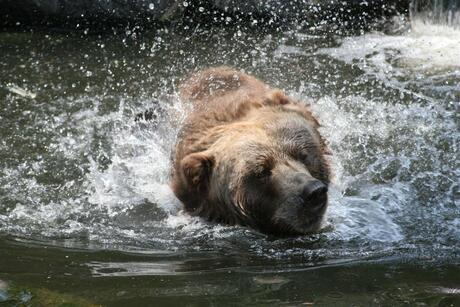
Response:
0,9,459,306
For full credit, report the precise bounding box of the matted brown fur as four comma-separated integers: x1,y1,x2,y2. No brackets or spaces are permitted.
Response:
171,67,330,236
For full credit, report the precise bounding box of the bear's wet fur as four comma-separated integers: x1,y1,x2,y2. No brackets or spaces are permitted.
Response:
171,67,330,236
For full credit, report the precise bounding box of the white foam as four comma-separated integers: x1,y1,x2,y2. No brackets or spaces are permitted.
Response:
165,211,206,232
318,22,460,73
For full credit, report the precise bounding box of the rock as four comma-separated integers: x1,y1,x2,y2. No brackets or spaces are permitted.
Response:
0,0,185,26
0,0,409,28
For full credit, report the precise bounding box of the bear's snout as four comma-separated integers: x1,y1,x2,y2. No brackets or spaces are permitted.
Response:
301,180,328,211
270,171,329,235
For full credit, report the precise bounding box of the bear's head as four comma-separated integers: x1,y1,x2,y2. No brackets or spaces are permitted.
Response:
173,107,330,236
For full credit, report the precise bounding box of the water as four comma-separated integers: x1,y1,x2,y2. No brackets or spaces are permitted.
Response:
411,0,460,29
0,4,459,306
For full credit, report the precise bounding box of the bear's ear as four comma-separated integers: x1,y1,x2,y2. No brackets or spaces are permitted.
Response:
180,152,215,189
265,89,291,106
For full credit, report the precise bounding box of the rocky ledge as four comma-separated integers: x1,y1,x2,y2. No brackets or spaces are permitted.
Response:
0,0,409,28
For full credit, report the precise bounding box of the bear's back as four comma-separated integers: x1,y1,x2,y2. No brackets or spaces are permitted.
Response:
179,66,269,106
174,67,322,172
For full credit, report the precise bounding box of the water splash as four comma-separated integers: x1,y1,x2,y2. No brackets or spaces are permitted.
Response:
317,25,460,74
314,15,459,248
0,17,458,262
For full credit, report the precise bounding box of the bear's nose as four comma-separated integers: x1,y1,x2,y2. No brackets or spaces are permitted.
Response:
302,180,328,209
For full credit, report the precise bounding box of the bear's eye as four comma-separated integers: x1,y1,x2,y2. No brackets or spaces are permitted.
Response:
254,166,272,179
297,152,308,161
292,148,310,162
247,156,274,181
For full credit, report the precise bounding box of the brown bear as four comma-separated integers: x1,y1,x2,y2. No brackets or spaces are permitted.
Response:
171,67,330,236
